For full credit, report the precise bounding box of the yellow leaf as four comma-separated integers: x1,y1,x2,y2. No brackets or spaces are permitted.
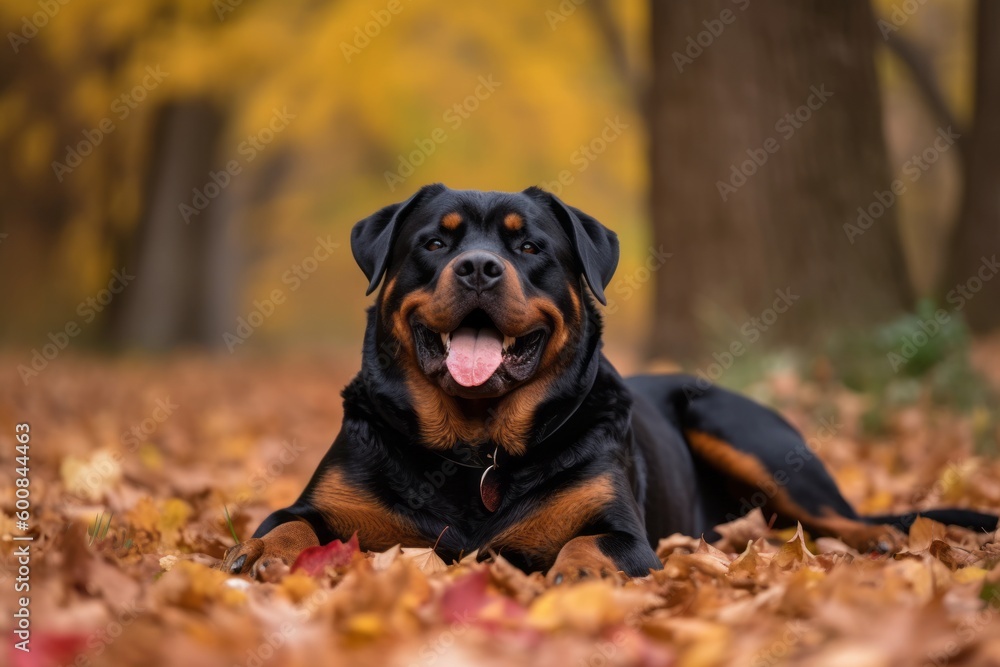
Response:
280,572,319,603
527,580,645,633
954,567,989,584
138,442,164,470
345,612,384,641
155,560,236,611
127,497,160,534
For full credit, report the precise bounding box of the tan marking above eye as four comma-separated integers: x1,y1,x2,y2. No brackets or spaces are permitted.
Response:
441,212,463,230
504,212,524,231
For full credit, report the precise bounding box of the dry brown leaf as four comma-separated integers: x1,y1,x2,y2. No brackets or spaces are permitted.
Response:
908,516,948,553
713,508,773,551
656,533,701,560
728,539,764,586
488,553,546,606
773,523,816,570
400,546,448,574
929,539,980,570
369,544,402,571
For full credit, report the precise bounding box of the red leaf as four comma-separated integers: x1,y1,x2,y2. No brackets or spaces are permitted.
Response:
440,569,526,630
10,632,88,667
291,532,359,576
441,569,491,622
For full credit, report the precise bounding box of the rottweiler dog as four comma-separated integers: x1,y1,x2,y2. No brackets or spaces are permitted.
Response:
223,184,998,582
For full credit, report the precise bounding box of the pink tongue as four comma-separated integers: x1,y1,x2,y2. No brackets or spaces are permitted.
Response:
446,327,504,387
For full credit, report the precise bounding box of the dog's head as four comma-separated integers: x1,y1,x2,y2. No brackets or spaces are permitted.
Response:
351,185,618,451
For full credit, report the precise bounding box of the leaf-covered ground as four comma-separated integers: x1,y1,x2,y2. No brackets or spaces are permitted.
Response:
2,352,1000,667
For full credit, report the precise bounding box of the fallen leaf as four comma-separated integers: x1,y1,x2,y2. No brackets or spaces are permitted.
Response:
370,544,402,571
713,508,772,551
909,516,948,553
400,546,448,574
773,524,816,570
291,532,360,576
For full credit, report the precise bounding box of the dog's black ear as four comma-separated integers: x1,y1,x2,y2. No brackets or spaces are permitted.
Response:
524,187,619,305
351,184,446,295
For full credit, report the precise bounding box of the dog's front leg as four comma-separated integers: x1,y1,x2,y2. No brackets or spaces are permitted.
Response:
222,518,320,579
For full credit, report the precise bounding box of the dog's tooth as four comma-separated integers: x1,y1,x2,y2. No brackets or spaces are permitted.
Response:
503,335,516,351
441,332,450,352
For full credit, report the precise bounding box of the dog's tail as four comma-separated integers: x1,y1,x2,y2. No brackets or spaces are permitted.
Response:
864,508,999,535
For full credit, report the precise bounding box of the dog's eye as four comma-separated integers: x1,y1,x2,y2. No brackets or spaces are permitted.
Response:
520,242,539,255
425,239,445,251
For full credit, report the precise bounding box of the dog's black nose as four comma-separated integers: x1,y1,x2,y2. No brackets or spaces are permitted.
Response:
453,251,505,292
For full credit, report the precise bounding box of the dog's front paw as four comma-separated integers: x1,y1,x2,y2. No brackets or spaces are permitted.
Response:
220,521,320,580
223,538,266,575
546,535,621,585
851,524,907,554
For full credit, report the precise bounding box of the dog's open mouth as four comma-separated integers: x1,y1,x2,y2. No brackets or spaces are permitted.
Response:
412,309,547,395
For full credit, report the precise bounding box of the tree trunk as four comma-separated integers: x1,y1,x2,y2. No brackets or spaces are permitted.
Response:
648,0,912,361
941,0,1000,333
113,100,237,350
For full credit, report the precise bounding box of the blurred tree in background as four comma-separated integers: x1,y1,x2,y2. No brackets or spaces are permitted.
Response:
943,0,1000,333
648,0,912,360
